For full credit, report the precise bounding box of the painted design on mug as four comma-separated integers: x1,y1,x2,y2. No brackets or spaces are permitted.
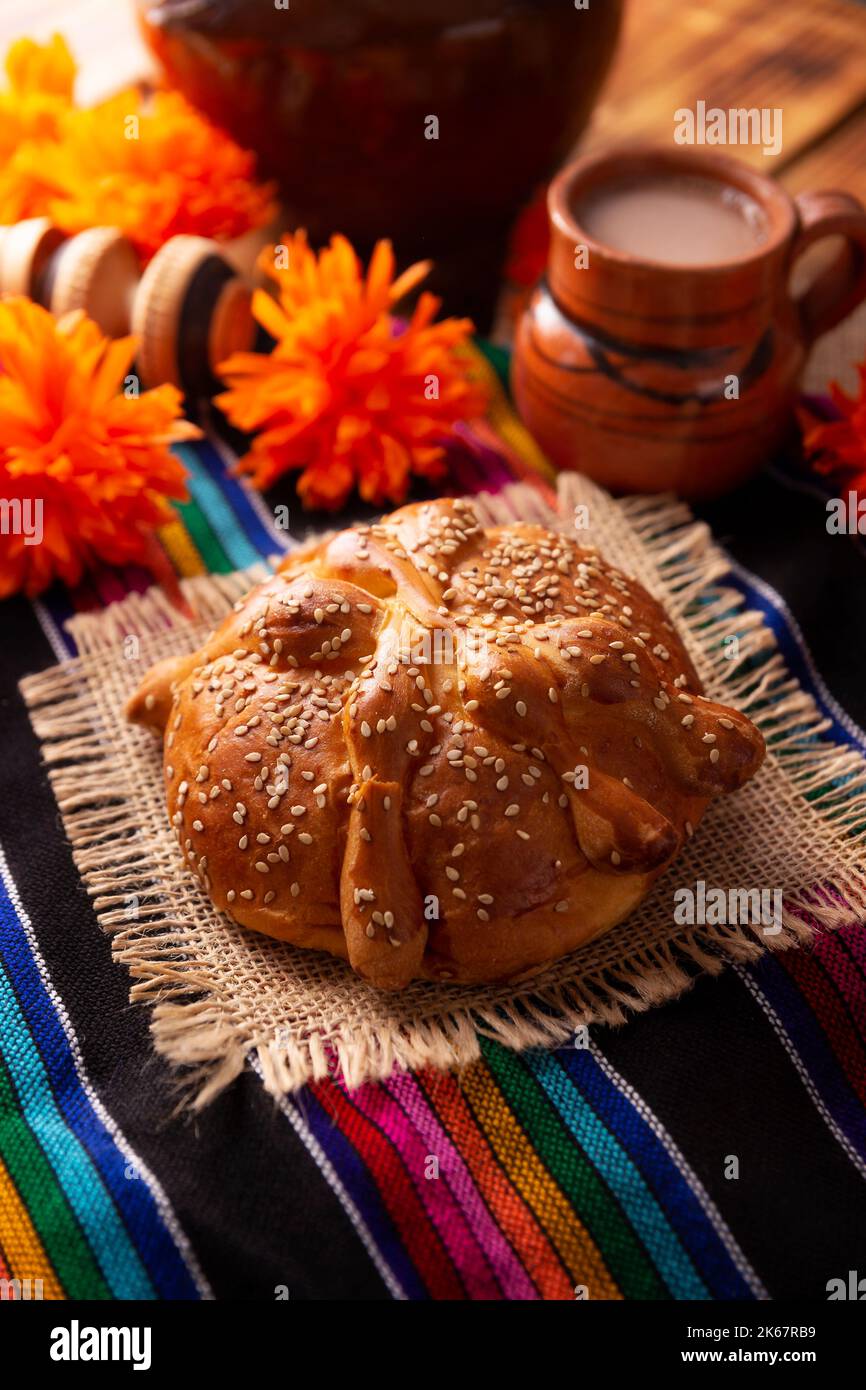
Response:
528,294,774,411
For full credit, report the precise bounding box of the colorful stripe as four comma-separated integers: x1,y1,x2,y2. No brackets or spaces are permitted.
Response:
0,1046,112,1299
458,1056,620,1297
194,427,289,558
525,1048,708,1298
723,557,866,756
587,1046,767,1298
259,1060,411,1299
481,1041,666,1298
174,442,263,573
560,1048,759,1296
294,1035,766,1301
381,1071,536,1299
157,515,208,580
416,1070,575,1298
309,1080,467,1298
0,1155,64,1299
740,925,866,1176
0,843,206,1301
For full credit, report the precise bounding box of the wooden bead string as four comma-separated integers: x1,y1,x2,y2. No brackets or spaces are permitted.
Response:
0,219,255,391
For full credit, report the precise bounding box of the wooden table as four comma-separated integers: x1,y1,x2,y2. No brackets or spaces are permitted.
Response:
3,0,866,385
591,0,866,199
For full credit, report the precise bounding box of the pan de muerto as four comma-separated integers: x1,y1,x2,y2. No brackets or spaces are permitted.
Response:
127,498,764,989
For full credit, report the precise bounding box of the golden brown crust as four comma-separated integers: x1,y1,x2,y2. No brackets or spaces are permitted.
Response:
127,499,765,988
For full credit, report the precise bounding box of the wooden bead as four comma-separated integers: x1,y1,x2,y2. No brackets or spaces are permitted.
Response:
0,218,67,298
46,227,140,338
132,234,254,393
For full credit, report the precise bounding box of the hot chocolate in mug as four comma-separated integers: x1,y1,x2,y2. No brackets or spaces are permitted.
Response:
512,145,866,497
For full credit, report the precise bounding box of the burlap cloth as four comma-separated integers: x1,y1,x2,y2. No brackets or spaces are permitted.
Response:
20,474,866,1102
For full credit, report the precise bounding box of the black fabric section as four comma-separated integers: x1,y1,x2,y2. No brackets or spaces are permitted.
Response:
597,967,866,1300
697,467,866,728
0,596,387,1301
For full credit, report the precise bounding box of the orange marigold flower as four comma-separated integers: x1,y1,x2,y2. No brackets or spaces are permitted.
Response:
20,87,277,262
215,232,490,510
5,33,75,101
0,298,196,599
0,33,275,258
802,363,866,493
54,91,275,259
0,34,76,223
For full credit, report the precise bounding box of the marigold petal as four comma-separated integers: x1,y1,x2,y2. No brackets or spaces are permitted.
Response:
0,297,193,598
216,230,488,510
6,34,75,101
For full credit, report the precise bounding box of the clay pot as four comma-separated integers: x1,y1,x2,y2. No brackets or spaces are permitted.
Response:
512,145,866,497
134,0,623,326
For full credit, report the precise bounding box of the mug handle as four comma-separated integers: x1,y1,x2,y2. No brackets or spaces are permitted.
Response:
791,190,866,344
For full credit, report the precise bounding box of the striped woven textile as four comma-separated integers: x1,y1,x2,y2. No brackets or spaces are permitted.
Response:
2,345,865,1300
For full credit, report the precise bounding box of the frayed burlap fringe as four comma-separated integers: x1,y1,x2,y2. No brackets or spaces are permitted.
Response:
21,474,866,1103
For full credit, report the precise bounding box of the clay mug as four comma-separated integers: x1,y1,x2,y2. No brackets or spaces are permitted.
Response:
512,145,866,497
